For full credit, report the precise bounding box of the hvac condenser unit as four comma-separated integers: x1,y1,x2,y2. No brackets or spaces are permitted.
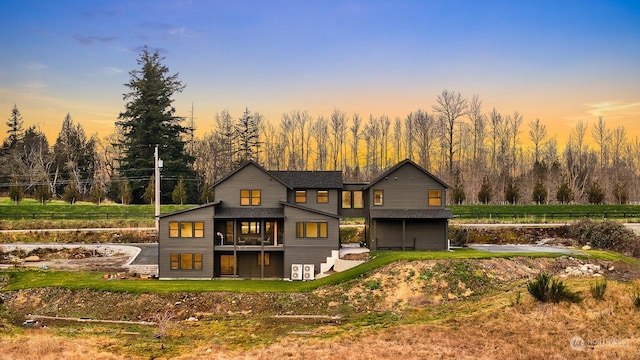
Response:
291,264,302,280
303,264,315,280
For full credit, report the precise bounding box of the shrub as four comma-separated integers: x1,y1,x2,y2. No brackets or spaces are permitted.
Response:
565,219,640,257
527,273,581,303
449,227,469,246
632,288,640,310
590,278,607,300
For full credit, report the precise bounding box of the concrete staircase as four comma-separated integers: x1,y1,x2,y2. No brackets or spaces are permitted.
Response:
320,250,340,274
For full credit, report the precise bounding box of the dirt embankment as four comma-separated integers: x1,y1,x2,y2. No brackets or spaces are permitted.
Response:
2,257,636,325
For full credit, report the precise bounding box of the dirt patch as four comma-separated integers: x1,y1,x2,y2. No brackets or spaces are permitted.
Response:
0,245,135,271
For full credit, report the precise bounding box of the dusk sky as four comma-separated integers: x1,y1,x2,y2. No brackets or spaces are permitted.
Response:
1,0,639,145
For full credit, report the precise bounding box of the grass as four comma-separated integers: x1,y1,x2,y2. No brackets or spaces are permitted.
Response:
450,203,640,222
0,198,192,220
1,248,634,294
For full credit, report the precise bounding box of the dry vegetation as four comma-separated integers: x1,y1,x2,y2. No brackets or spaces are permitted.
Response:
1,257,640,359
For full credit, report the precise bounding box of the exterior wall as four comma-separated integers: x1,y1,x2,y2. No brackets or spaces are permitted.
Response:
289,188,340,214
214,164,288,207
370,219,448,251
368,164,447,210
282,205,339,278
158,206,215,279
340,183,368,218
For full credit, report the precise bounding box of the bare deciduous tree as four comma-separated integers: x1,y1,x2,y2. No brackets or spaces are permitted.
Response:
433,89,468,173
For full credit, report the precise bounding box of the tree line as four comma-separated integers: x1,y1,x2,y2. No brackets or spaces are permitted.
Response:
2,47,639,205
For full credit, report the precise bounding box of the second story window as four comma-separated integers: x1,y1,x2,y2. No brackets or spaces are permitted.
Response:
373,190,384,206
240,189,261,206
317,190,329,203
169,221,205,238
428,190,442,206
295,190,307,203
342,190,364,209
342,191,352,208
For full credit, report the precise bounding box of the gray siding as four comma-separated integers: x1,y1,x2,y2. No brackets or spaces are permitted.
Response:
290,189,340,214
282,205,339,278
368,164,447,210
159,239,215,279
214,164,288,207
158,206,215,279
340,183,368,218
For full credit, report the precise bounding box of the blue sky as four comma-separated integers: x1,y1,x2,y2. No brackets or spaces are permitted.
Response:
1,0,639,143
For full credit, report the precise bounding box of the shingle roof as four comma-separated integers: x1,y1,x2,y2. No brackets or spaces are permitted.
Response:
369,208,453,219
214,207,285,219
280,201,341,219
158,202,218,218
269,171,343,189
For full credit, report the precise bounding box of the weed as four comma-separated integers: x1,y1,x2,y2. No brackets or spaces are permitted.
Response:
590,278,607,300
509,291,521,306
631,288,640,310
366,281,381,290
527,273,581,303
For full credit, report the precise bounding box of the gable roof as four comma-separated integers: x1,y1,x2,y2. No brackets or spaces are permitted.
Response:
269,171,343,189
211,160,292,189
363,159,450,190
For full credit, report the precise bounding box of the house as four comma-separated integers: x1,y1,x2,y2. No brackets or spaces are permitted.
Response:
158,159,451,280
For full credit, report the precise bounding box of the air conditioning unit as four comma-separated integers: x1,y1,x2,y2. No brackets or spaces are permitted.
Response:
291,264,302,280
303,264,315,280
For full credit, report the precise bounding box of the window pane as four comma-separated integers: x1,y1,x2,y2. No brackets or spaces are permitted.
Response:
353,191,364,208
250,221,260,234
295,190,307,203
181,222,193,237
319,222,328,238
180,253,193,270
169,222,179,237
194,253,203,270
374,190,384,206
342,191,352,208
252,189,261,206
317,190,329,203
241,221,249,234
170,254,179,269
296,222,305,238
194,222,204,237
428,190,442,206
306,222,318,238
240,190,250,206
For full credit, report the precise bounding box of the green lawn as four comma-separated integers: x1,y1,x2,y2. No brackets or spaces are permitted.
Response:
0,198,193,220
2,248,634,294
450,204,640,221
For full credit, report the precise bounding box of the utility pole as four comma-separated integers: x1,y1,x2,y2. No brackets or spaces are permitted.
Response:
154,145,163,231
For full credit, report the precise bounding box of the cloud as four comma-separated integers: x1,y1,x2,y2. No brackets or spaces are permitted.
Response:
585,101,640,120
101,67,124,75
138,21,195,40
24,62,48,71
73,35,117,46
19,81,47,89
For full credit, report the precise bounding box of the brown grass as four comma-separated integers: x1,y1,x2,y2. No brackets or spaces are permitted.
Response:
174,280,640,360
0,331,128,360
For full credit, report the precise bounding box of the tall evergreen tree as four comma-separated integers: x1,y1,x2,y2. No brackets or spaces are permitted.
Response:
115,46,194,203
53,113,97,196
5,104,24,149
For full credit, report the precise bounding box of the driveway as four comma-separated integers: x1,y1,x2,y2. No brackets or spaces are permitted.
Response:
469,244,583,255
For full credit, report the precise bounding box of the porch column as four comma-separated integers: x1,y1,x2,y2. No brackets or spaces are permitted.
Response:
233,221,237,277
260,219,265,279
402,219,406,251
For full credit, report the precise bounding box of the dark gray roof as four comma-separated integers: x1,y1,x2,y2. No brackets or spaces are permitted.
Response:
364,159,450,190
214,207,285,219
269,171,343,189
369,208,453,219
281,201,341,219
158,202,218,218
